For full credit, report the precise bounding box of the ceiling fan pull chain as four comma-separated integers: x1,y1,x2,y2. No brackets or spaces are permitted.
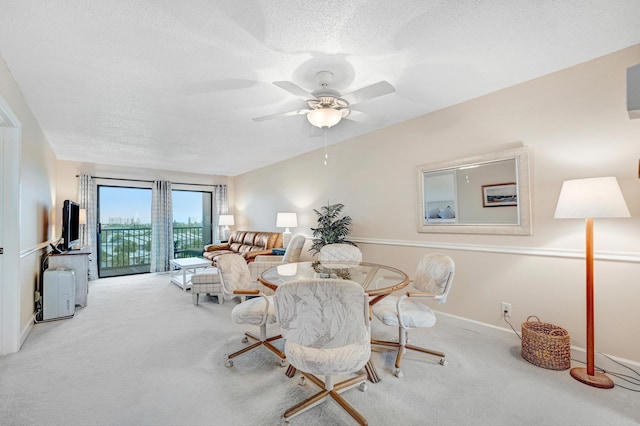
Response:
324,129,329,166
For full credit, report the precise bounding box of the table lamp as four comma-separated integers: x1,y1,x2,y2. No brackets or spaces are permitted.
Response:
276,212,297,247
219,214,234,241
554,176,630,388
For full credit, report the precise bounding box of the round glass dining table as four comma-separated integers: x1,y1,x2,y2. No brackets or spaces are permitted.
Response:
259,260,410,383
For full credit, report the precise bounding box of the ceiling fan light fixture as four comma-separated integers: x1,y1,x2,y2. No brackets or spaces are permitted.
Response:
307,107,342,128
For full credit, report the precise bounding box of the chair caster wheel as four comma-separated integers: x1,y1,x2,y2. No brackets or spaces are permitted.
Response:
394,369,403,378
279,358,287,367
298,376,306,386
358,382,368,392
439,359,448,366
225,359,233,368
242,336,249,343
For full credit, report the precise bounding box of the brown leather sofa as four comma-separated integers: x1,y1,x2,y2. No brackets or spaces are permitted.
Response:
203,230,283,264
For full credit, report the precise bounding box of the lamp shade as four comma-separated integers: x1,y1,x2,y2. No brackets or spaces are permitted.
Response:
276,212,298,228
307,108,342,128
219,214,235,226
554,177,630,219
79,208,87,225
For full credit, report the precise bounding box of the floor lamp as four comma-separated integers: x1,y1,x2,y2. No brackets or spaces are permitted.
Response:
554,176,630,389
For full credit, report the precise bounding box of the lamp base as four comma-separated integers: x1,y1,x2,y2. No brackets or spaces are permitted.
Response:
282,229,291,248
570,367,614,389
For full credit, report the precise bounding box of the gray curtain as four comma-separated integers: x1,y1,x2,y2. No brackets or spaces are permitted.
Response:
213,185,228,242
150,180,173,272
77,175,98,280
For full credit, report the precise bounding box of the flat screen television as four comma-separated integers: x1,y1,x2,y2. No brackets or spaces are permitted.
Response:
61,199,80,251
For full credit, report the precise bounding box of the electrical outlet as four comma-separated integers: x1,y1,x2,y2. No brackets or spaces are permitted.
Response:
501,302,512,318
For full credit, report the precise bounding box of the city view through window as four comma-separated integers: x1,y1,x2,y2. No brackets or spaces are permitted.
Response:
98,186,212,277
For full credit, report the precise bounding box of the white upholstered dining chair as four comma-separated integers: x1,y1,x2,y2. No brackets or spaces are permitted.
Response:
274,278,371,425
371,253,455,378
216,254,286,368
319,243,362,262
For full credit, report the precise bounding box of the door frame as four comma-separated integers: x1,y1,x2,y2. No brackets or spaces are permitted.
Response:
0,95,22,355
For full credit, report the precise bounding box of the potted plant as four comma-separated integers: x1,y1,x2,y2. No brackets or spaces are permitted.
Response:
310,203,356,254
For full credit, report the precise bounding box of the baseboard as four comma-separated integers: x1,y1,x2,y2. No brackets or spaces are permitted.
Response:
435,310,518,339
20,316,35,350
435,311,640,370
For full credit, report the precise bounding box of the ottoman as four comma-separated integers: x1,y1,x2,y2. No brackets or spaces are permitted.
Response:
191,267,223,305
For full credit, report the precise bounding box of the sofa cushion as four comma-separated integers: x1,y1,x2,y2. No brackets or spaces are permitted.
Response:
253,232,271,248
242,232,258,246
228,231,246,245
203,249,235,261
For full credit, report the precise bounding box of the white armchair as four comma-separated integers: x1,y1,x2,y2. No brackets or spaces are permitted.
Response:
248,233,306,283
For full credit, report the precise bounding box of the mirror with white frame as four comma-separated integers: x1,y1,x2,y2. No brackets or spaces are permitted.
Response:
417,146,531,235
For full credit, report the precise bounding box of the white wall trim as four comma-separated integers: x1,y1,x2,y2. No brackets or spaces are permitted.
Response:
351,237,640,263
436,311,640,368
20,240,55,259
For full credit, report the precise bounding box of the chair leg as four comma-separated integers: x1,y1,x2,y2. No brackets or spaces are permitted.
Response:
329,391,368,426
226,324,286,367
283,372,368,425
371,327,447,375
227,341,263,360
192,293,199,306
284,389,330,420
405,344,445,359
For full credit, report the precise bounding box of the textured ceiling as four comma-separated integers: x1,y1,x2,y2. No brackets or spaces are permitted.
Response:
1,1,639,176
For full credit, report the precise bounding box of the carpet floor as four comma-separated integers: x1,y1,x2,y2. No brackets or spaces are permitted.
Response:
0,273,638,425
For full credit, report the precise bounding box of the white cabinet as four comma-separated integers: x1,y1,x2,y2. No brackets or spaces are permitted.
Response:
48,248,90,307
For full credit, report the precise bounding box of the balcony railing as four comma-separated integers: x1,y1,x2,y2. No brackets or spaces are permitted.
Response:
99,225,205,276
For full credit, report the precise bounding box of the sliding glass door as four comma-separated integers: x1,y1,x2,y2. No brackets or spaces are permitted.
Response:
172,190,212,258
97,186,152,278
97,186,214,277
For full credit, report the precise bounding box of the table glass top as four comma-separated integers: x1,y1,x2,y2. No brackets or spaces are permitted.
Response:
259,261,409,296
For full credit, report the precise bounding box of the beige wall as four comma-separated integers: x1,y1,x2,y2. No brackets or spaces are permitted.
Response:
0,55,57,353
234,45,640,362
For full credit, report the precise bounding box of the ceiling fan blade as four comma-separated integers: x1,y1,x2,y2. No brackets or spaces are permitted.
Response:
273,81,317,101
344,109,378,125
252,109,310,122
340,81,395,106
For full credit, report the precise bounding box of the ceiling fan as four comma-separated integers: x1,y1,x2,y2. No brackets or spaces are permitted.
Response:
252,71,395,128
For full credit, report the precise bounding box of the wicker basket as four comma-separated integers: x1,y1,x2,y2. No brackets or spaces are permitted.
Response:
521,316,571,370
